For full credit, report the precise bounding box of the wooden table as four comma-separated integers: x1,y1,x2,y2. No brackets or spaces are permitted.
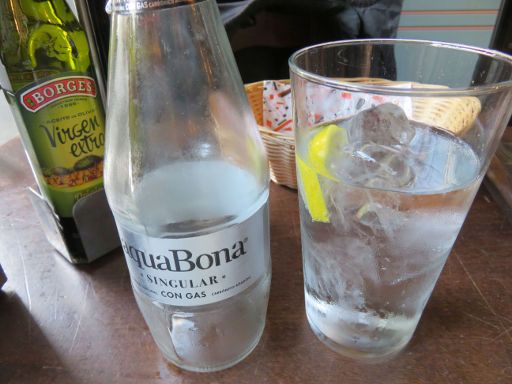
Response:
1,138,511,384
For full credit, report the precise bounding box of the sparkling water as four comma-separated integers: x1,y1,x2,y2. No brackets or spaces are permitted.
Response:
113,161,271,371
298,120,481,359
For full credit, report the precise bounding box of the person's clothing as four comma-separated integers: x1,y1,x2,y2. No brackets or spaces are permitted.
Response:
217,0,404,82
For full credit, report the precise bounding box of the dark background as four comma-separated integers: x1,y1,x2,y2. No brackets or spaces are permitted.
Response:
80,0,404,83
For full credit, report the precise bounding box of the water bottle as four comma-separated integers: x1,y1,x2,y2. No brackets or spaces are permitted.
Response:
104,0,271,372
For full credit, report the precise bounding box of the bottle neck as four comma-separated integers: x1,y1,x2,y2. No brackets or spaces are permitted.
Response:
108,0,207,14
0,0,92,92
19,0,76,26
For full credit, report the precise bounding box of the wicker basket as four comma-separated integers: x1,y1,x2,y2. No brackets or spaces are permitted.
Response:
246,80,297,189
245,79,481,190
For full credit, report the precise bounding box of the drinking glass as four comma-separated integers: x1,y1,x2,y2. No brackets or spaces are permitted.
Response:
289,39,512,360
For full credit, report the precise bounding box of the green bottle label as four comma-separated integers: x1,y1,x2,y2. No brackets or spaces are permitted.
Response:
15,71,105,218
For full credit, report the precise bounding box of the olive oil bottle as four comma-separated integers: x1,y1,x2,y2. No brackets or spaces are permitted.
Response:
0,0,116,263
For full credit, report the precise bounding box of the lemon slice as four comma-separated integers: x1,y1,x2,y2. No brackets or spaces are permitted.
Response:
296,124,348,223
308,124,348,180
297,155,330,223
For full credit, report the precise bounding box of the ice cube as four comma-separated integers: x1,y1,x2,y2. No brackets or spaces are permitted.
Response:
335,143,415,189
344,238,380,284
348,103,415,146
396,211,465,257
355,200,403,239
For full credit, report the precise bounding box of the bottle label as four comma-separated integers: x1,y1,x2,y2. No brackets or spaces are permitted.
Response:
14,72,105,217
117,202,269,306
109,0,206,13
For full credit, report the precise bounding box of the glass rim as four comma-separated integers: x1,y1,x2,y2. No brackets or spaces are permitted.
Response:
288,38,512,97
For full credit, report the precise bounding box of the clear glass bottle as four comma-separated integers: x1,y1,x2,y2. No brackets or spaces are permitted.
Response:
104,0,271,372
